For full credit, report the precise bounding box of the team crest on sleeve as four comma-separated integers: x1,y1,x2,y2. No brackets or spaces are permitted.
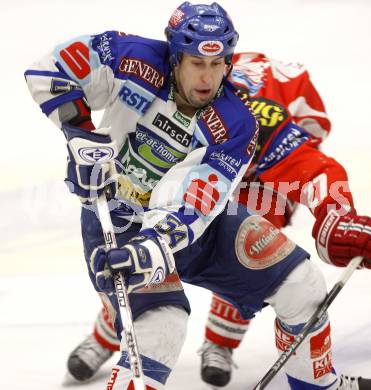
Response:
235,215,295,269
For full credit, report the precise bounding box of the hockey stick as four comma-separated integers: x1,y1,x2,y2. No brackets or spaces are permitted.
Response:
96,193,146,390
252,255,363,390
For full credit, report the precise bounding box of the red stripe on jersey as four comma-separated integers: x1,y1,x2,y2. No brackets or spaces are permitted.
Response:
205,327,242,349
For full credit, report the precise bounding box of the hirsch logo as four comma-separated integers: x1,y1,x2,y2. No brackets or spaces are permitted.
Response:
153,113,192,147
198,40,224,56
78,147,114,163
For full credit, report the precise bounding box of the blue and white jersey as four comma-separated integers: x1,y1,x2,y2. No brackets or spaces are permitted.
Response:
25,31,258,253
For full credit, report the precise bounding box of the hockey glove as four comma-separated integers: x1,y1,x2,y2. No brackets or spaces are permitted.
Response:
91,229,176,293
62,123,119,203
312,207,371,268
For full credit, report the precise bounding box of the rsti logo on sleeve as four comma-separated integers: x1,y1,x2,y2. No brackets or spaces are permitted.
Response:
152,113,192,147
118,80,154,115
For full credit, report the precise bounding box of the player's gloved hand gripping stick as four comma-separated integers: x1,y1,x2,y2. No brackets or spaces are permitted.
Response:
96,193,146,390
252,255,364,390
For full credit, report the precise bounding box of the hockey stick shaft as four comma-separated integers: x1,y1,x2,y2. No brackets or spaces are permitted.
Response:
252,256,363,390
96,193,146,390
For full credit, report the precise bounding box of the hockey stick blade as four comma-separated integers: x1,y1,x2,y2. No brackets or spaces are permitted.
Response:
252,256,363,390
96,193,146,390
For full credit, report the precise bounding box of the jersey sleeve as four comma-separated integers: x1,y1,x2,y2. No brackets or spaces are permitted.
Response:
231,52,331,146
141,88,259,253
24,32,119,128
258,140,354,218
271,60,331,144
24,31,168,129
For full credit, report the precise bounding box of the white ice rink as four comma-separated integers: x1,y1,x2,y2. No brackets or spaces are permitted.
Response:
1,1,370,389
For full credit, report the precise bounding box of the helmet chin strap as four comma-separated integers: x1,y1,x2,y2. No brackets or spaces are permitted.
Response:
225,63,234,79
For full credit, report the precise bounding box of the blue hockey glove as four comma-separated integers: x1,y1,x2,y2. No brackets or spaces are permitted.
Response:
62,123,119,203
90,229,176,293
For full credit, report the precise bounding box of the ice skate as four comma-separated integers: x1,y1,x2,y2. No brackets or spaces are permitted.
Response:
337,375,371,390
67,334,114,381
199,340,235,387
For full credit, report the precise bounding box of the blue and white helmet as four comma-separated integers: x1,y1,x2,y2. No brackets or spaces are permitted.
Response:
165,2,239,66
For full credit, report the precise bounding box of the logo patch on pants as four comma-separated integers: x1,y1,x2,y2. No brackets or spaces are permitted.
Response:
313,351,333,379
275,319,295,352
235,215,296,269
310,323,332,359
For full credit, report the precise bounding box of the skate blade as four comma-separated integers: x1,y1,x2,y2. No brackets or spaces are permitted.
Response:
61,372,82,386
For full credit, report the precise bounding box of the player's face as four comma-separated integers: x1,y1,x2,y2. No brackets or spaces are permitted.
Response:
174,53,226,110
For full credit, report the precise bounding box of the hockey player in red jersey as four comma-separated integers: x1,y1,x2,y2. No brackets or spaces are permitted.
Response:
199,52,371,387
25,2,371,389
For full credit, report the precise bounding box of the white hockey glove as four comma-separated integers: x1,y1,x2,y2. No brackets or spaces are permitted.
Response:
62,123,119,203
91,229,176,293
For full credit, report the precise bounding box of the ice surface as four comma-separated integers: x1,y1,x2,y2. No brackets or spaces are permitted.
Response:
1,1,370,389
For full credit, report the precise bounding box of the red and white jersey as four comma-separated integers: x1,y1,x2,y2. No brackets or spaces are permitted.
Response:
231,52,330,143
204,54,353,354
229,52,353,226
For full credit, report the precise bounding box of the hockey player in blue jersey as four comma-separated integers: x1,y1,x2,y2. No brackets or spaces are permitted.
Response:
25,2,371,389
